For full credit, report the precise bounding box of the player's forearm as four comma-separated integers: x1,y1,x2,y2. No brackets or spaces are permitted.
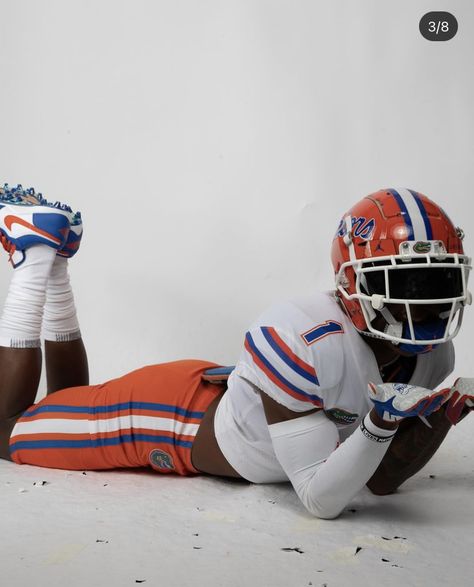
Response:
366,407,453,495
270,411,397,519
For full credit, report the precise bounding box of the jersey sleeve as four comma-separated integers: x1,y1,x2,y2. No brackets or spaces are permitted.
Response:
234,300,344,412
268,412,396,518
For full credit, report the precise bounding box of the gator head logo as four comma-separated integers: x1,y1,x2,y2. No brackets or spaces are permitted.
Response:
149,449,175,471
413,241,432,254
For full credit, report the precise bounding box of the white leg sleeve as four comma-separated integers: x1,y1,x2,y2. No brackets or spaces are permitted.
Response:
269,411,396,519
0,245,56,347
42,257,81,342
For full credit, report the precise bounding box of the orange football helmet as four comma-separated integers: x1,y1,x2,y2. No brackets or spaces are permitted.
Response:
331,188,471,349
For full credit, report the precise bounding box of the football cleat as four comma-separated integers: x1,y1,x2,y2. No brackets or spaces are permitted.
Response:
57,210,83,258
0,184,71,268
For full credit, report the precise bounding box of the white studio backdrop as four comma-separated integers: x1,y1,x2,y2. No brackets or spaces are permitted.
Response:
0,0,473,391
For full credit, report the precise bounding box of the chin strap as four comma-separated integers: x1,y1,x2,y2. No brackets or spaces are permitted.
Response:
380,306,403,340
365,303,446,355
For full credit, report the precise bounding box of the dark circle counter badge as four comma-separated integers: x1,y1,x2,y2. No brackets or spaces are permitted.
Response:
419,12,458,41
149,448,175,471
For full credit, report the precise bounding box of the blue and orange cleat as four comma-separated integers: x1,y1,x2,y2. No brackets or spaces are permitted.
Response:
57,210,83,258
0,184,77,268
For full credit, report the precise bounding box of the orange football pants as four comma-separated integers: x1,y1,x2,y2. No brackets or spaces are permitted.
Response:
9,360,224,475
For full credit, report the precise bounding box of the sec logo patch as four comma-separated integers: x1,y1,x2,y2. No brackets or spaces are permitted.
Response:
149,449,175,471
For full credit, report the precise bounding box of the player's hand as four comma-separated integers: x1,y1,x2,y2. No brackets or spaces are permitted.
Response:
368,382,450,423
445,378,474,425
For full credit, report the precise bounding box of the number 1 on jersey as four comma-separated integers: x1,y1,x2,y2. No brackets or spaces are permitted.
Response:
301,320,344,346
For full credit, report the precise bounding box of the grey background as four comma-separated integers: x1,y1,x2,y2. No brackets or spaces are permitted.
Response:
1,0,472,387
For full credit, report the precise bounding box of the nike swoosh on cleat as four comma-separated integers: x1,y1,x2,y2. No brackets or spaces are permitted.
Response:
4,215,62,245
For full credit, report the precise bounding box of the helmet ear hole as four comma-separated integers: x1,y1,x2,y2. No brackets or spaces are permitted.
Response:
456,227,465,240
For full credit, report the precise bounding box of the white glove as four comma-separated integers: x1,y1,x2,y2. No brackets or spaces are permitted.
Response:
445,378,474,425
368,382,450,423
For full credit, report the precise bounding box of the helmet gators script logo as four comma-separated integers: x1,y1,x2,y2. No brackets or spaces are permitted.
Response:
149,448,175,471
336,216,376,241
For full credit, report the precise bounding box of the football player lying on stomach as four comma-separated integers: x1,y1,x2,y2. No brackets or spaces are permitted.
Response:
0,185,472,519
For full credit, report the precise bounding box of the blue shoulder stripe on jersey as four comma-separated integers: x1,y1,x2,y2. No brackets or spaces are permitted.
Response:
389,189,414,240
21,402,205,420
9,433,193,454
408,189,433,240
260,327,319,385
245,332,323,404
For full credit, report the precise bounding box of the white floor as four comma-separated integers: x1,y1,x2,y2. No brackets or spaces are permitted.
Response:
1,418,473,587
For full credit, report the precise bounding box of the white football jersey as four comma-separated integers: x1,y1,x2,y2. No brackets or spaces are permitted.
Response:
214,291,455,482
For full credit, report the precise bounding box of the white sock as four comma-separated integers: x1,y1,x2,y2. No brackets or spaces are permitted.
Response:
42,257,81,342
0,245,57,348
